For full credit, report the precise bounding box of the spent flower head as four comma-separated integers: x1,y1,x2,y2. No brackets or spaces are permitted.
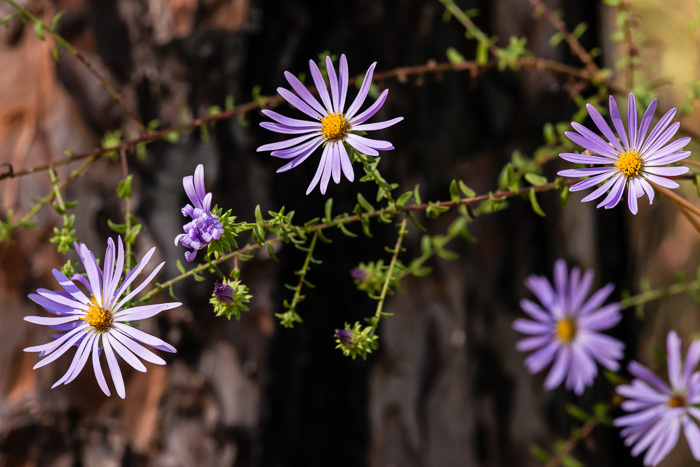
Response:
558,93,690,214
615,330,700,467
24,237,179,398
513,259,624,394
175,164,224,261
257,54,403,194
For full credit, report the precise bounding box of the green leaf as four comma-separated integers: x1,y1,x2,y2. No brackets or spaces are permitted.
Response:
162,131,179,143
51,11,65,30
34,20,45,40
549,31,564,47
446,47,466,64
107,219,127,233
117,175,133,199
571,22,588,40
543,123,556,144
124,223,142,244
529,188,546,217
357,193,375,213
395,191,412,210
561,455,584,467
413,185,422,205
324,198,333,222
567,404,590,422
458,181,476,198
525,173,547,186
225,95,235,110
449,180,461,203
560,185,571,209
529,444,551,463
476,40,489,65
52,43,63,61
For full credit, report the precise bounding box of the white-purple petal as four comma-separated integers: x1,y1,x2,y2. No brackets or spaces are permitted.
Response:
345,62,377,119
102,335,126,399
260,122,319,135
596,175,626,209
113,322,176,353
558,152,616,165
581,173,622,203
338,54,348,112
92,335,111,396
282,72,327,116
277,87,324,120
338,141,354,182
628,93,638,149
608,95,630,149
586,103,624,152
309,59,333,113
350,89,388,125
636,98,657,149
257,132,319,153
640,107,677,155
106,333,147,372
351,117,404,132
643,173,680,189
262,108,321,127
319,143,334,194
326,56,340,113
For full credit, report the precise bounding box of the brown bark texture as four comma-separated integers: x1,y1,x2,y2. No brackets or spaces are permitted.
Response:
0,0,696,466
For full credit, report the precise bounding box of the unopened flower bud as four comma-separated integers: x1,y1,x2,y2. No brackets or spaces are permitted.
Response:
213,280,235,305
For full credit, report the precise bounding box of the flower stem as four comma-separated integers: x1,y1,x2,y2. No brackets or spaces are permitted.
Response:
371,216,408,330
619,279,700,310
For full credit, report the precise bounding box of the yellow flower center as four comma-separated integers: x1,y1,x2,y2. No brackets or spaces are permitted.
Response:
668,393,687,408
556,318,577,343
614,150,642,178
320,113,349,140
81,297,113,333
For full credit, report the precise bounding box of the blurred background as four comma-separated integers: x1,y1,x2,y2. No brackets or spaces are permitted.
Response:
1,0,699,465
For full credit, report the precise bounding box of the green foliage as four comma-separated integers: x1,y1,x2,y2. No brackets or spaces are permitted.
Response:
0,210,35,244
528,188,546,217
495,36,529,70
50,214,77,254
446,47,466,64
59,259,77,278
206,207,241,260
117,175,133,199
101,129,123,160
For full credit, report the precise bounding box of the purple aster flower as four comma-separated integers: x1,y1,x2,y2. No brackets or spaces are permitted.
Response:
558,93,690,214
174,164,224,262
257,54,403,194
24,236,180,399
615,331,700,466
513,259,624,395
213,280,235,305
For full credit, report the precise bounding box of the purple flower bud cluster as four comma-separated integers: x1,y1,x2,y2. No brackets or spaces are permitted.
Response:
174,164,224,262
